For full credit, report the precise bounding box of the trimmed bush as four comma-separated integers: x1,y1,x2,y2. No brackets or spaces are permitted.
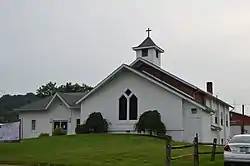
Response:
39,132,50,138
135,110,166,136
52,127,66,136
75,123,90,134
75,112,109,134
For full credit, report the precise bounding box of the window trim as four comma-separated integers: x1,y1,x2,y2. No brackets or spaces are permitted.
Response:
142,49,148,57
156,51,159,58
129,94,138,120
221,112,224,126
226,113,229,127
76,118,80,127
215,117,218,124
119,95,127,120
119,89,138,121
31,120,36,132
191,108,197,114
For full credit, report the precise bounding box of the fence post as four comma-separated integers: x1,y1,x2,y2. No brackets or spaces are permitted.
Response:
210,138,217,161
166,138,171,166
193,135,199,166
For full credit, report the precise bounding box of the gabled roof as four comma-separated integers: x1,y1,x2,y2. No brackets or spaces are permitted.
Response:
130,58,233,108
75,63,213,113
14,96,53,111
59,92,89,106
137,37,158,47
14,91,89,112
132,37,164,53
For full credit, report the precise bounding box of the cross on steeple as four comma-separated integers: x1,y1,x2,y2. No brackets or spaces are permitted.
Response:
146,28,152,37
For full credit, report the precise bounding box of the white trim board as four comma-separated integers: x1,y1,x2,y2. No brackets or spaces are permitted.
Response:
45,93,70,109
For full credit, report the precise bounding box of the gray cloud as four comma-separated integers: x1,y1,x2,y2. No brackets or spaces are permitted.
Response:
1,0,250,113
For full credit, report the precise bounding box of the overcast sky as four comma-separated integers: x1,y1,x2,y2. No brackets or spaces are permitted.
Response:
0,0,250,113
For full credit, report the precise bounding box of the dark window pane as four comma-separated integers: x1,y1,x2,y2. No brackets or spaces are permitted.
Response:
61,121,68,131
191,108,197,114
76,119,80,126
119,95,127,120
129,94,138,120
142,49,148,57
125,89,131,96
156,51,159,58
53,121,60,130
31,120,36,131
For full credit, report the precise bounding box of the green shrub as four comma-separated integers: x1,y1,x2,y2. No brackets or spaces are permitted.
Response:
39,132,50,138
75,112,109,134
52,127,66,136
135,110,166,136
75,123,90,134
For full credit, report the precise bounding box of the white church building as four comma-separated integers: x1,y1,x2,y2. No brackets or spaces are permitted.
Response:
16,30,233,143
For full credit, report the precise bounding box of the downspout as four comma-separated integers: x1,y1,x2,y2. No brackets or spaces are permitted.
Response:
192,89,205,142
70,107,73,135
228,107,235,140
223,108,226,145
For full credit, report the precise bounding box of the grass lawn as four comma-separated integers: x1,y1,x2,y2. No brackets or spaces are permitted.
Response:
0,134,223,166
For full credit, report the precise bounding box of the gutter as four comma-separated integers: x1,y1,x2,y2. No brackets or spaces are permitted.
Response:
12,108,46,113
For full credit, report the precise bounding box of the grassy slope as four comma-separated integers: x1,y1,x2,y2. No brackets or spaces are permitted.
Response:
0,134,223,166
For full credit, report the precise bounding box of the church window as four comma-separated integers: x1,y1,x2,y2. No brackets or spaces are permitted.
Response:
31,120,36,131
215,116,218,124
191,108,197,114
118,90,138,120
226,113,228,127
129,94,138,120
76,119,80,126
221,112,224,126
125,89,132,96
142,49,148,57
156,51,159,58
119,95,127,120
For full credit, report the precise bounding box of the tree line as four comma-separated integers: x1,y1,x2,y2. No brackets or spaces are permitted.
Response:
0,82,93,122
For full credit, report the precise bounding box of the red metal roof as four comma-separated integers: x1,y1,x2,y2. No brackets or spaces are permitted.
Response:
230,111,250,126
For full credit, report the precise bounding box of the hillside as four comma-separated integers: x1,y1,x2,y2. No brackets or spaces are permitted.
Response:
0,134,223,166
0,93,39,122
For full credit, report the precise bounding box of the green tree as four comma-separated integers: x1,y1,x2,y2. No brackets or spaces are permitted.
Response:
36,82,57,98
36,82,93,98
57,83,93,93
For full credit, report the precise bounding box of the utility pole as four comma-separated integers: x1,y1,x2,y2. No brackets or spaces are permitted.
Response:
241,105,245,134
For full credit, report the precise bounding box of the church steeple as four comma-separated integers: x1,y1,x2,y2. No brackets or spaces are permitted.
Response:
132,28,164,67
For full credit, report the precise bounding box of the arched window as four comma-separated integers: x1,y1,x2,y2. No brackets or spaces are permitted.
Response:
118,89,138,120
119,95,127,120
129,94,138,120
